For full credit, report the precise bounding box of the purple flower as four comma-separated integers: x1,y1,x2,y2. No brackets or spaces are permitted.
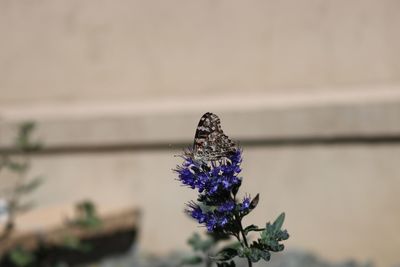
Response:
176,147,244,233
186,202,207,223
218,201,235,212
219,215,229,227
204,213,231,232
177,167,196,189
241,196,251,211
206,213,218,231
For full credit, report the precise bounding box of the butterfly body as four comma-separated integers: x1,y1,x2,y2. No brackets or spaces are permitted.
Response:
192,112,237,161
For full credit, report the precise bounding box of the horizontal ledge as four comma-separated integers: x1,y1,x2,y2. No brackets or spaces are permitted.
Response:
1,88,400,148
2,87,400,120
1,135,400,155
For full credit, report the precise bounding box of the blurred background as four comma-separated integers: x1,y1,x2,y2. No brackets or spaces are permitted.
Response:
0,0,400,266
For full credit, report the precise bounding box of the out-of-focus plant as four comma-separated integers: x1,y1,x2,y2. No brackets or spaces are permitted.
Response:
69,200,102,229
57,200,101,255
0,122,43,239
7,247,35,267
180,232,232,267
62,235,92,253
174,113,289,267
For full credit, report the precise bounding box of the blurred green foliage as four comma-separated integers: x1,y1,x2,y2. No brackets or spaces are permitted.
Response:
71,200,102,229
0,122,43,266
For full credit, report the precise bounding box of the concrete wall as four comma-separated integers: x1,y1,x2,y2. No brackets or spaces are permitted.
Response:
2,91,400,267
1,1,400,267
1,0,400,105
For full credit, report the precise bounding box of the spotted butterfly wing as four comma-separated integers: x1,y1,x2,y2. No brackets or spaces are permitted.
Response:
193,112,237,161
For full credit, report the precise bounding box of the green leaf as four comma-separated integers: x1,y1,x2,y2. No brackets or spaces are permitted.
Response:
180,255,203,265
251,247,270,261
276,229,289,241
248,250,261,262
267,239,283,252
212,248,238,261
9,247,35,267
241,247,271,263
258,249,271,261
272,212,285,232
259,212,289,253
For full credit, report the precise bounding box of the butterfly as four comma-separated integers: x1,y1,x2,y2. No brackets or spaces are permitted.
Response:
192,112,237,161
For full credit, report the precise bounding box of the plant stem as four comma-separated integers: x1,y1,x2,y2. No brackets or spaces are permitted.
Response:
2,156,29,239
235,214,252,267
239,225,252,267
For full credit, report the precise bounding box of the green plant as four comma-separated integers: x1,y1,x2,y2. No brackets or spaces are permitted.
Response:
8,247,35,267
62,235,92,253
181,232,232,267
0,122,43,240
70,200,102,229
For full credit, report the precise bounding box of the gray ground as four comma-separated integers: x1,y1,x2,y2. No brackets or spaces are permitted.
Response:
93,248,375,267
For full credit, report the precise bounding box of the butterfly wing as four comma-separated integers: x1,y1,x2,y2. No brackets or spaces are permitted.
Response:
193,112,237,161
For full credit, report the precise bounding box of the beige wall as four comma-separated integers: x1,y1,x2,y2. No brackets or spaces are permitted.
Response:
1,94,400,267
1,0,400,105
1,1,400,267
24,145,399,266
